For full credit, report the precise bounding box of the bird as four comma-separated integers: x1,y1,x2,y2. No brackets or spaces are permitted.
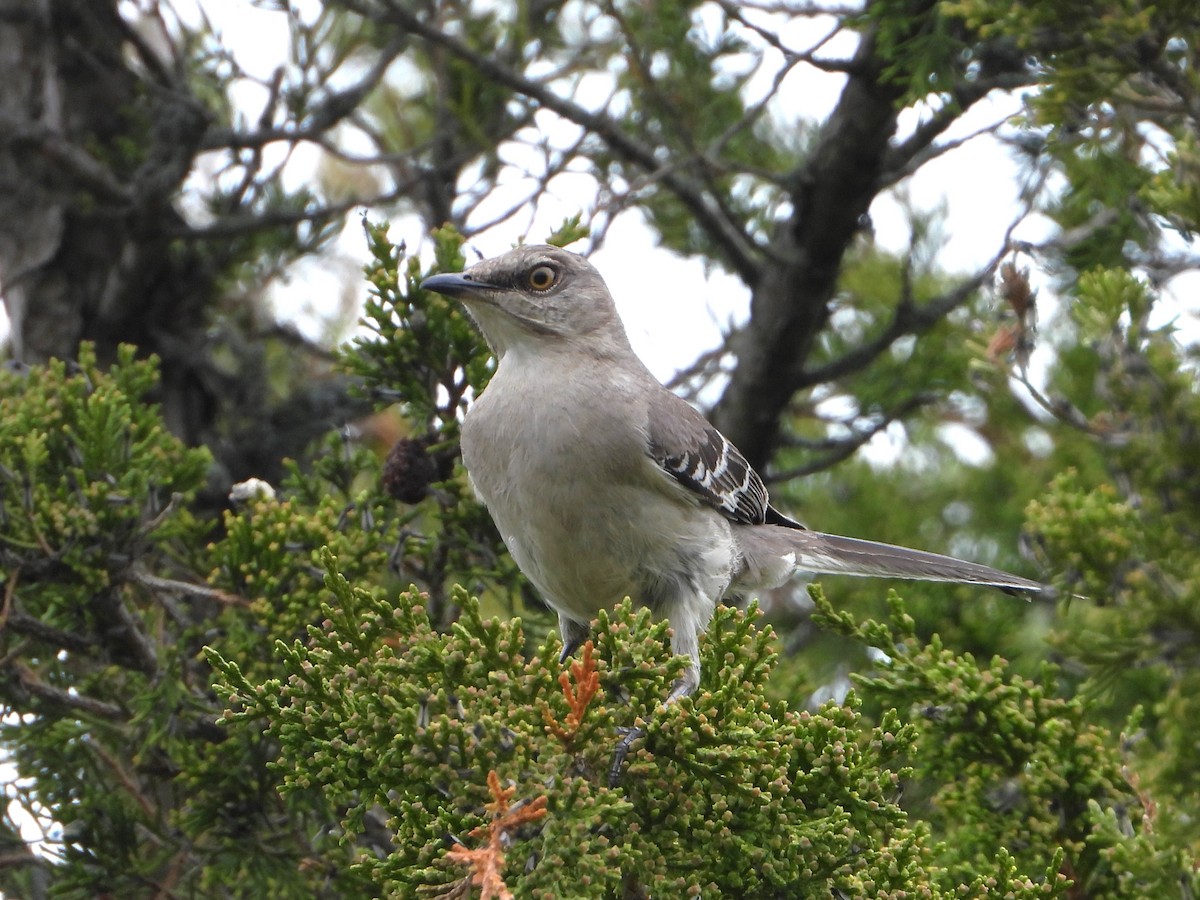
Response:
421,244,1047,776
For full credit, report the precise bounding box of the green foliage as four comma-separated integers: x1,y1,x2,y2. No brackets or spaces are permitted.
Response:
1144,132,1200,239
212,562,1071,898
543,212,590,248
943,0,1196,113
0,346,331,896
0,344,209,597
343,221,527,623
349,221,490,436
1027,459,1200,844
941,0,1199,273
207,469,389,680
0,345,402,896
763,1,1200,866
815,588,1197,896
1013,259,1200,829
599,0,787,263
865,0,973,98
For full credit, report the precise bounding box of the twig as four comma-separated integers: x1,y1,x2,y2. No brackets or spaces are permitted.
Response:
798,257,998,388
130,568,247,607
442,771,548,900
87,740,159,822
343,0,764,283
4,610,98,655
0,114,133,207
6,663,125,720
766,394,930,482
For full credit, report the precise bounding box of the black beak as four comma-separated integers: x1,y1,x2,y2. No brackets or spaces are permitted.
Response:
421,272,479,298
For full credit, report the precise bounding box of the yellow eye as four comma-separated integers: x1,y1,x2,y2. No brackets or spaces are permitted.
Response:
527,264,557,292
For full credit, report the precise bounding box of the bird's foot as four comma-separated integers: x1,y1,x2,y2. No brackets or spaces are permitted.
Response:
607,668,697,785
608,724,645,787
558,619,591,664
559,638,583,665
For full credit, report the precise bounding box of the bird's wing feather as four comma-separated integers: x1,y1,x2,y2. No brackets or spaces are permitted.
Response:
646,389,770,526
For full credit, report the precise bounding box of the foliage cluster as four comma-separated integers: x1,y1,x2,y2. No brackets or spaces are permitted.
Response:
213,566,1069,898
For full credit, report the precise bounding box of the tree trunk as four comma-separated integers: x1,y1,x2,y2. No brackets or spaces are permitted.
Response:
712,24,910,470
0,0,364,489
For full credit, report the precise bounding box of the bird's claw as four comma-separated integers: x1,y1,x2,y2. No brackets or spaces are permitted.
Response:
608,724,645,787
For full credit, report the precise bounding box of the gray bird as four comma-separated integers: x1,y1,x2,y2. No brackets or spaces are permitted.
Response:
422,245,1045,771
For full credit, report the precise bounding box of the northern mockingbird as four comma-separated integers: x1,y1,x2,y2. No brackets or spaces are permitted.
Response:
422,245,1045,754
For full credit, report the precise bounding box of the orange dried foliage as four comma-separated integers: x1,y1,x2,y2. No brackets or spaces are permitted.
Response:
986,323,1021,361
988,260,1038,364
998,260,1036,320
441,770,549,900
540,641,600,743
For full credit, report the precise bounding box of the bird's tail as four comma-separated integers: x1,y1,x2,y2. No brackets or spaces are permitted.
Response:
737,524,1048,597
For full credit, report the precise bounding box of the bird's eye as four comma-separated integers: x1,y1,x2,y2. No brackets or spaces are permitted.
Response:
526,264,557,292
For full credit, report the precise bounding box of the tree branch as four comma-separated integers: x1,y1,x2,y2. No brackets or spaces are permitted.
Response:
711,6,934,467
799,260,998,388
339,0,765,283
0,113,133,207
4,662,125,721
716,0,858,74
4,609,99,655
880,70,1037,187
765,393,933,482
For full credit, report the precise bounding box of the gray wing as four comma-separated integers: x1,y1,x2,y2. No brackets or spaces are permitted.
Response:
646,389,775,526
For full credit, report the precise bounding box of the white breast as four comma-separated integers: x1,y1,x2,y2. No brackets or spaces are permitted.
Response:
461,354,737,621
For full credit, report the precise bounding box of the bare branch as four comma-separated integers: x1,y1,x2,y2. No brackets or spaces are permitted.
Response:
0,113,133,207
130,567,248,607
0,851,50,871
712,7,939,466
799,258,998,388
766,394,932,481
4,609,99,655
91,584,159,677
881,71,1037,187
166,196,365,240
5,662,125,720
339,0,766,283
665,341,735,393
733,0,863,17
880,114,1009,190
1010,366,1114,438
199,34,405,154
307,35,410,133
87,739,159,821
716,1,858,73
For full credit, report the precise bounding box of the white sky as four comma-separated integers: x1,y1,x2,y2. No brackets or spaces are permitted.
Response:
198,0,1192,371
209,2,1049,380
3,1,1195,376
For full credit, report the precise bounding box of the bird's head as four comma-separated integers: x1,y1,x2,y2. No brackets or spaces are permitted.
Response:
421,245,629,358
